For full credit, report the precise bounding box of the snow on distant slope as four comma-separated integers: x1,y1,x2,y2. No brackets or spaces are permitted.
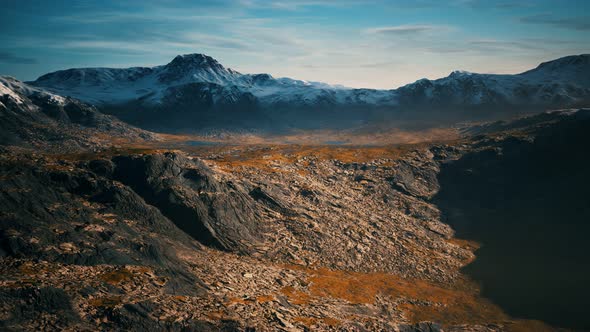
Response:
32,53,355,107
0,76,154,148
395,54,590,108
30,53,590,112
2,76,67,105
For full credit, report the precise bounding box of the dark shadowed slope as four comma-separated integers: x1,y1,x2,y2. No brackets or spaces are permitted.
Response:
434,109,590,329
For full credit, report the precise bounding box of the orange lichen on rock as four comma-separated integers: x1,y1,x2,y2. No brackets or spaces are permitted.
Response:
205,310,227,321
304,267,461,305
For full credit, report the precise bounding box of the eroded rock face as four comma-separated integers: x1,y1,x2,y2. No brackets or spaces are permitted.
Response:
111,152,264,253
387,149,440,199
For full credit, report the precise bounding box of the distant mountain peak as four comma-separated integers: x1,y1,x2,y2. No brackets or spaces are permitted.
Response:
158,53,241,84
166,53,223,70
449,70,474,78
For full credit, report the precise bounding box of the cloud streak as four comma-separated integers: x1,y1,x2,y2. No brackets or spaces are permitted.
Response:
366,24,450,35
520,14,590,31
0,52,37,64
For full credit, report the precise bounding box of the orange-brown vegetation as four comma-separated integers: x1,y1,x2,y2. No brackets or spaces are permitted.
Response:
207,144,422,174
17,263,38,276
306,267,508,326
280,285,313,305
293,316,342,328
205,309,228,321
89,295,122,308
279,266,554,329
446,238,481,251
99,268,134,285
157,127,459,147
503,319,557,332
48,147,168,162
256,295,275,303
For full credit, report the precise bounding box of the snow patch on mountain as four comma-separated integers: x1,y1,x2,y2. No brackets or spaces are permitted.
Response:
30,53,590,111
2,76,66,105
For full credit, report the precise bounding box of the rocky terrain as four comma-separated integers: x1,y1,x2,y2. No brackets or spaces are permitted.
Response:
1,93,588,330
0,76,156,152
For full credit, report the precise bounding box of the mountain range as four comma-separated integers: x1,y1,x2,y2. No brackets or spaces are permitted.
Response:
1,53,589,131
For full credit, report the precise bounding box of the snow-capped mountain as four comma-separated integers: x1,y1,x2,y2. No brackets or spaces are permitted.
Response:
29,53,590,129
32,53,375,108
396,55,590,110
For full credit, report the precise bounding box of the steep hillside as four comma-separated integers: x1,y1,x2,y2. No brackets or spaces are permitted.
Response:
0,76,155,151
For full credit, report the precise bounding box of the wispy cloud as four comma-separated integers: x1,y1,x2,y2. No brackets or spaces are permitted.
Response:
520,14,590,31
366,24,450,35
456,0,533,9
240,0,371,11
468,39,543,51
0,52,37,64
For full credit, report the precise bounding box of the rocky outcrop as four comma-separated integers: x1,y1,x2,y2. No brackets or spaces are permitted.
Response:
0,149,211,330
0,151,204,286
111,152,264,253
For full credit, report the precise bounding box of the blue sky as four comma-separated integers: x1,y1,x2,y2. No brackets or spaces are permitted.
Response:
1,0,588,88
